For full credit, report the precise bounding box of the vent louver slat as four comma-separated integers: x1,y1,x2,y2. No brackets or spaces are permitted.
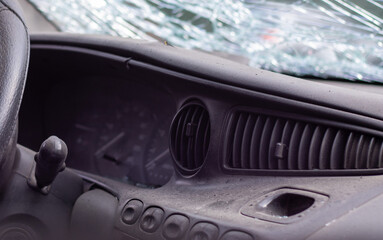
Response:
298,124,314,170
330,130,347,169
308,126,325,170
225,111,383,173
250,116,266,169
319,128,336,170
289,122,304,170
367,138,376,169
355,135,364,169
241,114,256,169
344,132,358,169
259,117,275,169
279,120,294,170
170,102,210,175
233,113,248,168
379,144,383,168
195,108,208,168
180,107,194,168
269,119,284,169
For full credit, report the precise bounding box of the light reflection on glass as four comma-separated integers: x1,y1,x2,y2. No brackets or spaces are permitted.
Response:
28,0,383,82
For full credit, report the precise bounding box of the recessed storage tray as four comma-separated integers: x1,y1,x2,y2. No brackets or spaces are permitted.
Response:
241,188,328,224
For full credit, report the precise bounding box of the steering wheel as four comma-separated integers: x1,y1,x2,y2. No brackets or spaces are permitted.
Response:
0,0,29,185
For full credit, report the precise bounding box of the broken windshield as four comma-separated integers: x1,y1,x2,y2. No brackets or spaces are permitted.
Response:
28,0,383,83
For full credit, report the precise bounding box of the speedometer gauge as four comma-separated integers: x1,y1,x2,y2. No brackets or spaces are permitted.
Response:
44,78,176,187
93,104,174,187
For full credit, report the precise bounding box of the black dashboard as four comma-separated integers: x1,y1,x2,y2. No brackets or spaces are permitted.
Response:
19,47,177,187
17,34,383,240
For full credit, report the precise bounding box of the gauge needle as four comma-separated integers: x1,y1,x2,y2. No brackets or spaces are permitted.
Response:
94,132,125,158
75,123,96,132
145,149,170,169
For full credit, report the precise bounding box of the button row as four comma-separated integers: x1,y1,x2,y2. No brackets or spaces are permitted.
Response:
121,199,253,240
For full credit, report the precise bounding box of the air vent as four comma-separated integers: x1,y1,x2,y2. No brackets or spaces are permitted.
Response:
170,102,210,174
224,111,383,172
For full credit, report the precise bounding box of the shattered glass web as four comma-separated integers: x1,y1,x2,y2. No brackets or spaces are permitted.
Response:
29,0,383,82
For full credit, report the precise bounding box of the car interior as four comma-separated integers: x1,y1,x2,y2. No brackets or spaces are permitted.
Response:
1,0,383,239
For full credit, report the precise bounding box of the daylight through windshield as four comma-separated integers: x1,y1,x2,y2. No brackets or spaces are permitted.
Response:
28,0,383,82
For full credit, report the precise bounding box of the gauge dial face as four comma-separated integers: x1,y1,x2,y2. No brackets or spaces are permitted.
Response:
45,78,176,187
144,120,174,185
91,103,174,186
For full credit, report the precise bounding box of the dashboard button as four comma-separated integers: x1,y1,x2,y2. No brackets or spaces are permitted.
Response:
116,232,140,240
220,231,253,240
221,231,253,240
140,207,164,233
189,222,219,240
122,199,144,225
162,214,189,239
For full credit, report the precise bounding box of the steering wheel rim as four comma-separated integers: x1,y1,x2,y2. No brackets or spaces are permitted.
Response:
0,0,29,183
